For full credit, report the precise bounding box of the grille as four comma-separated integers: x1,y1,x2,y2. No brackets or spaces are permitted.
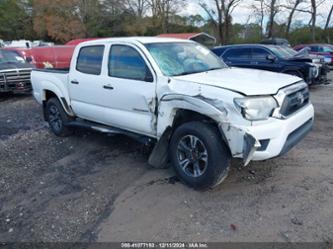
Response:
0,69,32,91
280,87,310,117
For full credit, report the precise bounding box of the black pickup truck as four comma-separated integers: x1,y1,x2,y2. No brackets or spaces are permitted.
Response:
212,44,330,85
0,49,34,93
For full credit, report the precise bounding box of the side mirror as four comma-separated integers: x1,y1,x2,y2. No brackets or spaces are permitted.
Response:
145,67,154,82
267,54,277,62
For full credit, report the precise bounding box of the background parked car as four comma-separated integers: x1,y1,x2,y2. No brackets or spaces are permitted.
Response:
3,38,96,69
4,45,75,69
294,44,333,66
279,46,330,84
6,40,33,48
0,49,34,93
212,44,323,85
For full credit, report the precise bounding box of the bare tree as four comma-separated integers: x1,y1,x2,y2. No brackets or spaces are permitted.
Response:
324,2,333,42
126,0,149,17
309,0,327,41
199,0,242,44
285,0,304,37
251,0,265,38
148,0,186,33
251,0,280,39
266,0,280,38
324,2,333,30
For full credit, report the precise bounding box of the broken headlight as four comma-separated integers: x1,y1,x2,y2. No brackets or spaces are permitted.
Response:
234,96,278,121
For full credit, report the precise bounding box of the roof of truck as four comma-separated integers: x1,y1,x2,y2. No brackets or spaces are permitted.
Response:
79,37,193,46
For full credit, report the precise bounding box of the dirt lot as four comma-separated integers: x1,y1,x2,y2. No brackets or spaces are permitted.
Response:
0,73,333,243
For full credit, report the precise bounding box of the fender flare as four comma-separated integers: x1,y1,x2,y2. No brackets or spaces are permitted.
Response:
41,84,75,116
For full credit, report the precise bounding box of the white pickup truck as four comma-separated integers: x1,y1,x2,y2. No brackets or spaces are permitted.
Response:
31,37,314,189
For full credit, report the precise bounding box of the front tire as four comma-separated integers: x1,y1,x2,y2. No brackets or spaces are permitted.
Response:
45,98,73,137
169,121,231,190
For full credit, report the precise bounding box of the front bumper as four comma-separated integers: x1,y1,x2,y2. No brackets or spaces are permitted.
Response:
246,104,314,161
311,65,331,85
0,69,32,93
0,82,32,93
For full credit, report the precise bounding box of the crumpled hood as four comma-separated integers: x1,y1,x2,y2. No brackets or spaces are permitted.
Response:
172,67,301,96
0,62,34,71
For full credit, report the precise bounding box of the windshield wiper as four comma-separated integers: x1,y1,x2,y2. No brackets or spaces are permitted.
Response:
206,67,223,71
173,70,204,76
173,67,224,77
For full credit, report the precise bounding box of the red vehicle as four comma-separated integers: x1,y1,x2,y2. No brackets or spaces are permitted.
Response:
3,38,99,69
4,46,74,69
65,38,100,46
294,44,333,65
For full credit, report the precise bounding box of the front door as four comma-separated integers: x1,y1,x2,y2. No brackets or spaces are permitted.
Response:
250,48,281,72
99,43,157,136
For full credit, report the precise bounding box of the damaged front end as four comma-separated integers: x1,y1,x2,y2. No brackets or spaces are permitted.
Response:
151,88,263,168
219,123,261,166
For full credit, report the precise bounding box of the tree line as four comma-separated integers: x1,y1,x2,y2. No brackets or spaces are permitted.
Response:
0,0,332,45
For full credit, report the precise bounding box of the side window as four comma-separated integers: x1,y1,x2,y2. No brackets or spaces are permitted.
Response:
109,45,152,82
323,46,333,53
76,46,104,75
310,46,319,52
252,48,270,60
223,48,251,60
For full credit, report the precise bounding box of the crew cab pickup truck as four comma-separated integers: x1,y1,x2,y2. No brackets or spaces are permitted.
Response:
31,37,314,189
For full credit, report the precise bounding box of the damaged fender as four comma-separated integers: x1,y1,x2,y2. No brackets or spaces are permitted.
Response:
149,93,260,167
219,123,261,166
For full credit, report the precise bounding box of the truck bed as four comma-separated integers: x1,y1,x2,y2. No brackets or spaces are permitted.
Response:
31,68,70,105
32,68,69,74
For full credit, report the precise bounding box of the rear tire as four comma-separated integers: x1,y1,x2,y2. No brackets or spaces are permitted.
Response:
45,98,73,137
169,121,231,190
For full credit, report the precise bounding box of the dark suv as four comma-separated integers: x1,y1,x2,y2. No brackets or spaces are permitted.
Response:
212,44,323,85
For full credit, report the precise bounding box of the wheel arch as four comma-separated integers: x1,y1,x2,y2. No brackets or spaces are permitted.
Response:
42,89,74,119
149,94,231,168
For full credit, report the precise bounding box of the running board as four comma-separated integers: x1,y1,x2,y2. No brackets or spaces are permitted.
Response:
68,119,154,145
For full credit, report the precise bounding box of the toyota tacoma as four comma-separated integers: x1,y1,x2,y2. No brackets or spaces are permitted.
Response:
31,37,314,189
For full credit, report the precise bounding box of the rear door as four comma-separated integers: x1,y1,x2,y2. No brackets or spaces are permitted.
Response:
222,48,251,67
69,44,108,124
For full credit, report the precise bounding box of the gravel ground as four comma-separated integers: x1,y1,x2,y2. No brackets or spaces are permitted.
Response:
0,73,333,243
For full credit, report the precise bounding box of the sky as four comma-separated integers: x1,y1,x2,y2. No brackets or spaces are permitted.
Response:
180,0,333,27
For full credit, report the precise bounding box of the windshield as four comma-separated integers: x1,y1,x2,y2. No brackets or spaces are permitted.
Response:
268,46,297,59
0,50,25,64
145,42,227,76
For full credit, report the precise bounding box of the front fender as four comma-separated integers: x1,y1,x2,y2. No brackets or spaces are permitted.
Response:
157,94,260,165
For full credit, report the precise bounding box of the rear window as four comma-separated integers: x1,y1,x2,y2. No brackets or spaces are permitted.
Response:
76,46,104,75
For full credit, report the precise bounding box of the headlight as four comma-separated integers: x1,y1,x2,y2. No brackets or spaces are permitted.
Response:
234,96,278,121
309,66,319,78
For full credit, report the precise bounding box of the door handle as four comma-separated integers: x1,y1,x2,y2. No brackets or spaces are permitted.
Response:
71,80,79,85
103,85,114,90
